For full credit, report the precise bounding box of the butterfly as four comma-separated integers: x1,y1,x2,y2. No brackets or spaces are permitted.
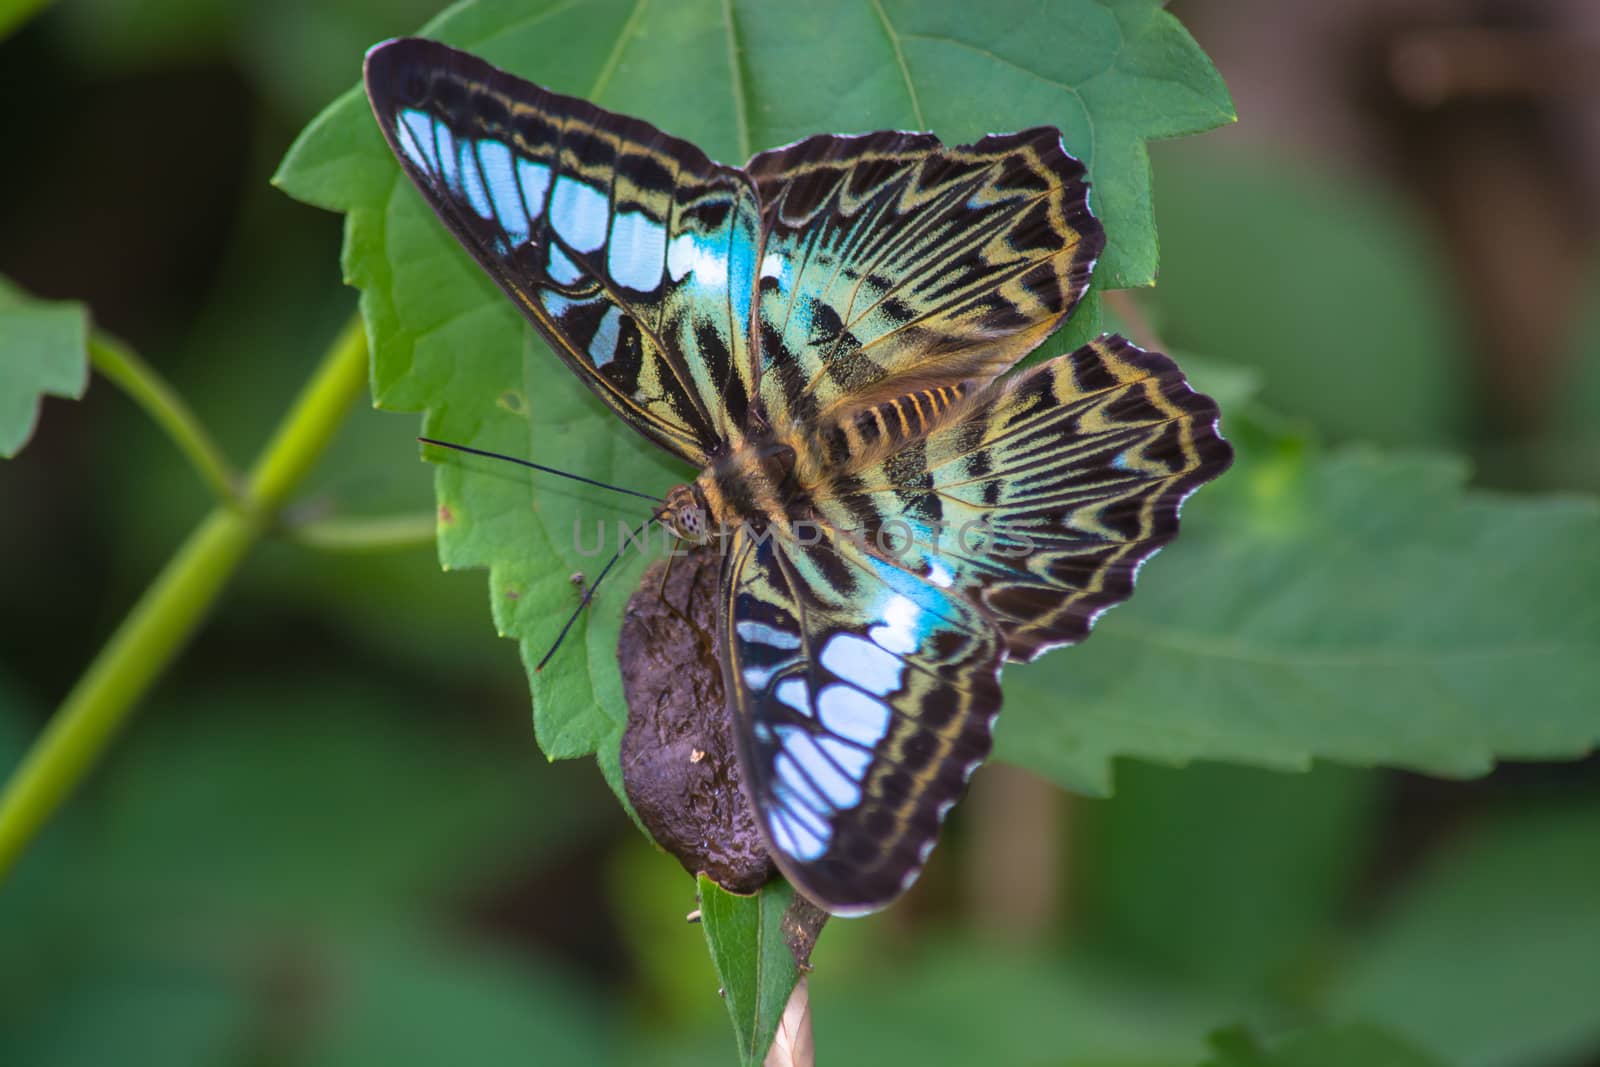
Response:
364,37,1232,915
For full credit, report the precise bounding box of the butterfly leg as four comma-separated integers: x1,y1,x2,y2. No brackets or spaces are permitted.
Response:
656,539,696,629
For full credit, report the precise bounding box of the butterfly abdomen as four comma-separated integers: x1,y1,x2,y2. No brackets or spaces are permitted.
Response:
801,383,976,486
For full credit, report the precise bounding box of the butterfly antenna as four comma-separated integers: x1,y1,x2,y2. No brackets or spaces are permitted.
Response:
418,437,661,503
535,508,668,672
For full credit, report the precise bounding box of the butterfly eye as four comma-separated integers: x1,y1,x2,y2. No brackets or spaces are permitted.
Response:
661,484,711,543
678,507,708,540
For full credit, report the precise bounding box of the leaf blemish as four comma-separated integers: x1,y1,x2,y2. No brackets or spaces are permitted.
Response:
498,390,526,415
438,504,455,524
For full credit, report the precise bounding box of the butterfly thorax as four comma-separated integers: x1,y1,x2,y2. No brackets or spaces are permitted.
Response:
665,439,801,543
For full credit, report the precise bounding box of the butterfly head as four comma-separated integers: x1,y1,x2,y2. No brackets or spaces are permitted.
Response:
662,483,714,544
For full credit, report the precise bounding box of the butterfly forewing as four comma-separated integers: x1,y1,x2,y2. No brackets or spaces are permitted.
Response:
747,130,1103,434
364,37,760,463
720,525,1003,914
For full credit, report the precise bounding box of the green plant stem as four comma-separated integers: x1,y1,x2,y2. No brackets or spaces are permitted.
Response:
89,333,241,505
0,316,369,882
287,512,438,553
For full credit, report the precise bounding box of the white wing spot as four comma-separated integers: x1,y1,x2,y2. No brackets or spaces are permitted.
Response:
459,140,492,218
517,159,551,220
475,140,528,245
817,684,891,747
550,175,608,252
771,810,827,861
774,754,833,816
666,232,728,287
435,123,460,191
759,251,790,288
608,210,667,291
589,305,624,369
868,594,921,655
774,677,811,716
743,663,779,691
780,727,861,810
736,619,802,651
547,243,584,286
768,810,802,858
820,633,902,697
815,736,873,783
397,110,438,172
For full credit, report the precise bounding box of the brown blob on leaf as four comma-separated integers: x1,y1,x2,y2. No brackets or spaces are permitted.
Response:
782,893,829,972
619,544,774,894
438,504,454,524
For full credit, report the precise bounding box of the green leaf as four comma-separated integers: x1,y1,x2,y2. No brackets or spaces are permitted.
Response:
998,427,1600,794
1076,762,1381,988
272,0,1234,804
80,679,605,922
1149,150,1471,448
697,875,800,1067
808,935,1237,1066
1201,1023,1446,1067
1322,803,1600,1067
0,673,619,1066
0,278,89,459
302,932,618,1067
2,957,254,1067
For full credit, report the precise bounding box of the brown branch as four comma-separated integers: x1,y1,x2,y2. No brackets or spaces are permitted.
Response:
1389,28,1600,107
1103,289,1168,354
764,978,815,1067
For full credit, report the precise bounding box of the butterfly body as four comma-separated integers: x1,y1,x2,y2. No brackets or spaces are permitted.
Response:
365,37,1233,914
685,437,801,543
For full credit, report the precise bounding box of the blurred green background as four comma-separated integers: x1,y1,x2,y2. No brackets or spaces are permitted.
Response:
2,0,1598,1064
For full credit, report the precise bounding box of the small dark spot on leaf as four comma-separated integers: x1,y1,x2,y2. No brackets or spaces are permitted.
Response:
438,504,454,524
504,588,520,600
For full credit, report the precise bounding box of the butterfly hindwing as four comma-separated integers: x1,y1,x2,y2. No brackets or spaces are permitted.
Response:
747,130,1103,433
815,335,1233,661
364,38,761,463
720,524,1003,914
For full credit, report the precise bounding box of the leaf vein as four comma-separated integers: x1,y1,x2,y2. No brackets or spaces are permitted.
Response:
871,0,926,130
1107,620,1565,669
589,0,651,100
722,0,752,161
